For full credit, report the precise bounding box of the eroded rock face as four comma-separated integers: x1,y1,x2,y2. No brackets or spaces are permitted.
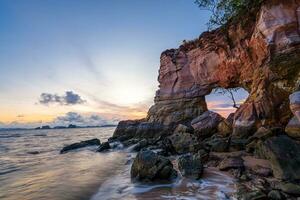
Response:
148,0,300,137
147,97,207,126
114,0,300,141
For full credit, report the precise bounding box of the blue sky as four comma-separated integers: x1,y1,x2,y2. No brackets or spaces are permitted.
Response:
0,0,248,128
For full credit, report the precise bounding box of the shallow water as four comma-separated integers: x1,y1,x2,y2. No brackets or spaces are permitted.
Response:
0,128,236,200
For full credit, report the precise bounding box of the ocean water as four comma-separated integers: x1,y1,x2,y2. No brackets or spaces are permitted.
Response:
0,127,236,200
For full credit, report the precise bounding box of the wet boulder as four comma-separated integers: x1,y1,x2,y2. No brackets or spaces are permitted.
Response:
97,141,111,152
132,139,148,152
191,111,223,138
178,154,203,179
60,138,100,154
255,135,300,181
131,150,177,182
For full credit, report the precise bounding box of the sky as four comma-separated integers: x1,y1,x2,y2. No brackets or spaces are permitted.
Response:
0,0,248,128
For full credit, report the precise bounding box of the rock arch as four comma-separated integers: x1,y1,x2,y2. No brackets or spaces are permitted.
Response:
146,0,300,138
113,0,300,140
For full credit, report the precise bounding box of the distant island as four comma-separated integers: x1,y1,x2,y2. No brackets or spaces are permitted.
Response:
0,124,117,131
35,124,117,130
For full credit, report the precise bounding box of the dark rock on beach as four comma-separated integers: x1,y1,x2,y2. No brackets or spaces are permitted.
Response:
97,142,110,152
168,131,201,154
255,135,300,181
110,1,300,198
60,138,100,154
178,154,203,179
131,150,177,182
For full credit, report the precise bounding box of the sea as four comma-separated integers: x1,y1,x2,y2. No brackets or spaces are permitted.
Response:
0,127,236,200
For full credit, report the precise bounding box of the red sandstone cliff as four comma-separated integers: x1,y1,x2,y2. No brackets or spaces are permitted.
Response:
146,0,300,138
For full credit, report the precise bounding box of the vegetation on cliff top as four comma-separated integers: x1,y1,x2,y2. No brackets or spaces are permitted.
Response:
195,0,264,29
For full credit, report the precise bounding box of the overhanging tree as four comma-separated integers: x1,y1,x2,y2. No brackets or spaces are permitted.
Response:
194,0,264,29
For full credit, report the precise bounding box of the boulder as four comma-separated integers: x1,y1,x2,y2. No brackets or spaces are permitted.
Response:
248,127,274,142
161,137,176,155
168,132,201,154
60,138,100,154
191,111,223,138
112,119,169,141
132,139,148,152
178,154,203,179
147,97,208,126
243,156,272,177
242,190,267,200
196,149,209,162
285,116,300,140
279,182,300,196
219,157,244,171
217,119,232,137
229,139,248,151
206,137,229,152
174,124,192,134
255,135,300,181
131,150,177,182
267,190,282,200
113,119,145,139
97,142,110,152
226,113,235,126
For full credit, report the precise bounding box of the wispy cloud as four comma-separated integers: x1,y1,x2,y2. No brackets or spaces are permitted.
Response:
39,91,86,106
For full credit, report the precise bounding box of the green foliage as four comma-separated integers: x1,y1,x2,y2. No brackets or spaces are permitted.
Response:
195,0,264,30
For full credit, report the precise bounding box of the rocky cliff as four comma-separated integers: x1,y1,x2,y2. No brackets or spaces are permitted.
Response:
113,0,300,139
111,1,300,198
148,0,300,137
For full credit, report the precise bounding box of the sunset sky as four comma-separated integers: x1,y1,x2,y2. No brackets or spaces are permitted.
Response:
0,0,248,128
